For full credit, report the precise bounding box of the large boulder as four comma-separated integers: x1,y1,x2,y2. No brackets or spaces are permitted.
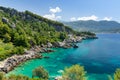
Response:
47,42,53,48
11,23,16,28
2,17,9,23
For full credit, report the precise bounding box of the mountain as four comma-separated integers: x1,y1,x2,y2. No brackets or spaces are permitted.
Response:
63,20,120,33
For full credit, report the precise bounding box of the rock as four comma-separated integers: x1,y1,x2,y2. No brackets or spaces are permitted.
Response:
55,76,63,80
41,44,45,47
58,42,65,47
52,42,60,47
10,9,17,16
0,50,42,73
2,17,9,23
47,49,54,52
73,44,79,48
44,56,50,58
11,23,16,28
63,44,72,49
47,42,52,48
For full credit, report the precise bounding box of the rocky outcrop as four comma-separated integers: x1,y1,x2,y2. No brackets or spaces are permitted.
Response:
73,44,79,48
55,76,63,80
0,45,55,73
82,35,98,40
52,34,97,49
0,52,42,73
11,23,16,28
47,42,53,48
2,17,9,23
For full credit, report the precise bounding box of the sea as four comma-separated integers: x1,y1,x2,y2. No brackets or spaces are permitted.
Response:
7,34,120,80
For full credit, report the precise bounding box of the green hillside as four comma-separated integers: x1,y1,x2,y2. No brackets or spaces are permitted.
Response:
0,6,75,60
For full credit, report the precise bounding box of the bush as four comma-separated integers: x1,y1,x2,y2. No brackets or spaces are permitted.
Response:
13,46,24,55
2,74,42,80
114,68,120,80
62,64,87,80
32,66,49,80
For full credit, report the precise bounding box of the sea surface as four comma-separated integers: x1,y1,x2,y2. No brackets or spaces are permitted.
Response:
7,34,120,80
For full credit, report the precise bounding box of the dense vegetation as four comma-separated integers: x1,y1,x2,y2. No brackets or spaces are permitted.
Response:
0,6,75,60
64,20,120,33
0,6,96,60
108,68,120,80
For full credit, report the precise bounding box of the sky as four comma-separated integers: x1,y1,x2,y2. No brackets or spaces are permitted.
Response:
0,0,120,22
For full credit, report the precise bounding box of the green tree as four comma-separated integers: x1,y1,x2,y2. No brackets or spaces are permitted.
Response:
114,68,120,80
8,75,29,80
62,64,86,80
59,32,67,41
32,66,49,80
13,46,24,55
0,72,4,80
3,33,11,42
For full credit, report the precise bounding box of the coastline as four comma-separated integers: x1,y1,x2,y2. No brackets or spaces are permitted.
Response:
0,35,97,73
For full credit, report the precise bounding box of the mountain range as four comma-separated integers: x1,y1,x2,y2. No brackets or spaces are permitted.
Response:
63,20,120,33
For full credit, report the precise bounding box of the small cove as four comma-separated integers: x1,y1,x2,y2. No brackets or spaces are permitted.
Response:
7,34,120,80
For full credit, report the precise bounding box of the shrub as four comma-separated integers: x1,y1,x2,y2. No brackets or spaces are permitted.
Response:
32,66,49,80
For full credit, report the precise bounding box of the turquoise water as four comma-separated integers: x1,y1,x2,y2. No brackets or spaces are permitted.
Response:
7,34,120,80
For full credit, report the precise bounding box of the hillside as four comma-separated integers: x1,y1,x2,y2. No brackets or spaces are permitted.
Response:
0,6,76,60
64,20,120,33
0,6,96,60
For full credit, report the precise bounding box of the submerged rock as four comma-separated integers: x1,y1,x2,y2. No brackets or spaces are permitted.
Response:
73,45,79,48
44,56,50,58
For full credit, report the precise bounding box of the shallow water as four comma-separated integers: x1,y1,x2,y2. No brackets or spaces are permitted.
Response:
7,34,120,80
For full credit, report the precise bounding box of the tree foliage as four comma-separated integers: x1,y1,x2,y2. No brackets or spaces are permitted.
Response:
0,73,43,80
32,66,49,80
114,68,120,80
62,64,87,80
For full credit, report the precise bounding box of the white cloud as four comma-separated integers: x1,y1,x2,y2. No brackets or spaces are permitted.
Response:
70,17,76,21
43,14,61,20
49,7,62,13
77,15,98,21
70,15,113,21
56,16,62,19
103,17,112,21
43,7,62,20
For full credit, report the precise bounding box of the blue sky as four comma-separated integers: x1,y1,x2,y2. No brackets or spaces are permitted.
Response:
0,0,120,22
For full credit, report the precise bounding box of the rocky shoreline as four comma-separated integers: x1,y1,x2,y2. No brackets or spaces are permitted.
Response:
0,46,54,73
0,35,97,73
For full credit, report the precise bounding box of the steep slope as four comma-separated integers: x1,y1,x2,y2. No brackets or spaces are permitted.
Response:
0,6,96,60
0,6,75,60
64,20,120,33
0,6,75,46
